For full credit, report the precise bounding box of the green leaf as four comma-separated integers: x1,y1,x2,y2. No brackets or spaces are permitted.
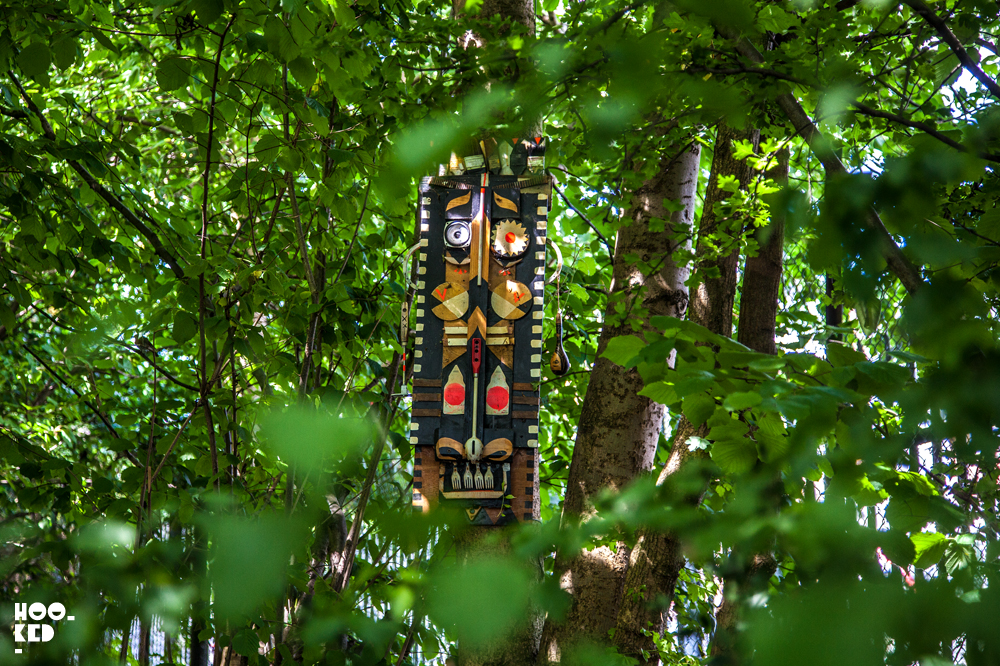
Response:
682,393,715,427
911,532,948,569
17,43,51,80
943,538,977,575
331,0,358,27
51,38,77,71
232,629,258,657
260,407,369,473
277,148,302,172
205,512,309,620
328,147,353,164
427,555,531,648
754,412,788,463
92,4,113,24
637,381,677,406
748,355,786,372
826,341,867,367
568,283,589,302
192,0,224,24
853,476,888,507
885,494,929,534
0,301,15,331
600,335,645,367
156,57,192,91
264,16,300,62
709,424,756,474
254,134,283,162
723,391,762,411
288,56,316,88
673,370,716,397
172,311,198,344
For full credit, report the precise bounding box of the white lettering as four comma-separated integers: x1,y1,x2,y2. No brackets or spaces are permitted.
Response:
47,603,65,621
12,624,25,642
14,603,26,621
28,603,46,621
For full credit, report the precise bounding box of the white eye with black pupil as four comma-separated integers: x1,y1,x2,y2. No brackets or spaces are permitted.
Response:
445,222,471,247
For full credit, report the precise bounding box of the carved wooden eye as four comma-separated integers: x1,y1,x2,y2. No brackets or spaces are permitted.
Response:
445,221,471,248
492,221,528,258
482,438,513,461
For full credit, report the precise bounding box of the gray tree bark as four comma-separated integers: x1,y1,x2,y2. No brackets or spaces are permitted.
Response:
610,124,762,663
538,144,701,663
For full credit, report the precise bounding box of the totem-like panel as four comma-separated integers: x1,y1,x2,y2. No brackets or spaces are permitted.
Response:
410,138,549,526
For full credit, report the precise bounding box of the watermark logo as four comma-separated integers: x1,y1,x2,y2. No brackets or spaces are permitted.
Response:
12,603,74,654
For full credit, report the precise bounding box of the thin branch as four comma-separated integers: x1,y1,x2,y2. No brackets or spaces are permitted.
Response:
126,345,200,392
902,0,1000,100
287,174,317,297
720,28,924,294
334,179,372,284
551,181,615,263
0,106,28,119
197,15,236,484
8,74,187,281
850,101,1000,162
21,342,140,469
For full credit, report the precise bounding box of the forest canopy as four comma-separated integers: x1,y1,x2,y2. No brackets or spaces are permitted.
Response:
2,0,1000,665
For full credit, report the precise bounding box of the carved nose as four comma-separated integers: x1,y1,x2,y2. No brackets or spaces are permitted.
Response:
466,438,483,462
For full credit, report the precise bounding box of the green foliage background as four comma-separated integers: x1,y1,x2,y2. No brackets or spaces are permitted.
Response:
3,0,1000,664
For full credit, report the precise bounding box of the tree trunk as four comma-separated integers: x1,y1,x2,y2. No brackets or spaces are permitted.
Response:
736,147,787,355
689,123,761,338
538,144,701,662
708,552,777,664
611,418,706,661
610,125,762,662
709,146,788,665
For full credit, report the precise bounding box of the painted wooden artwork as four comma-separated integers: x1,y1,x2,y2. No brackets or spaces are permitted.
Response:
409,137,550,526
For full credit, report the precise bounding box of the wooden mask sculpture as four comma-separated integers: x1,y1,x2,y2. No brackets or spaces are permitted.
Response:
409,137,550,525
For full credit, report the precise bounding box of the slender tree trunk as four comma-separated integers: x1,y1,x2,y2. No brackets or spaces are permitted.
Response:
538,143,701,662
709,146,788,665
611,419,706,660
610,124,761,663
736,147,787,354
826,275,842,342
138,620,150,666
689,123,761,338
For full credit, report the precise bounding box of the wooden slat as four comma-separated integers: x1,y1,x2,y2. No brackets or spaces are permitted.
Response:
413,378,441,387
413,408,442,417
512,410,539,420
512,382,535,391
513,395,539,405
412,392,442,402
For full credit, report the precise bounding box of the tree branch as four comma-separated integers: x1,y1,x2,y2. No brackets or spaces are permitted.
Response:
689,63,1000,162
0,106,28,119
720,29,925,294
197,15,235,484
21,342,139,467
551,181,615,264
8,74,187,281
902,0,1000,100
334,179,372,284
850,101,1000,161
